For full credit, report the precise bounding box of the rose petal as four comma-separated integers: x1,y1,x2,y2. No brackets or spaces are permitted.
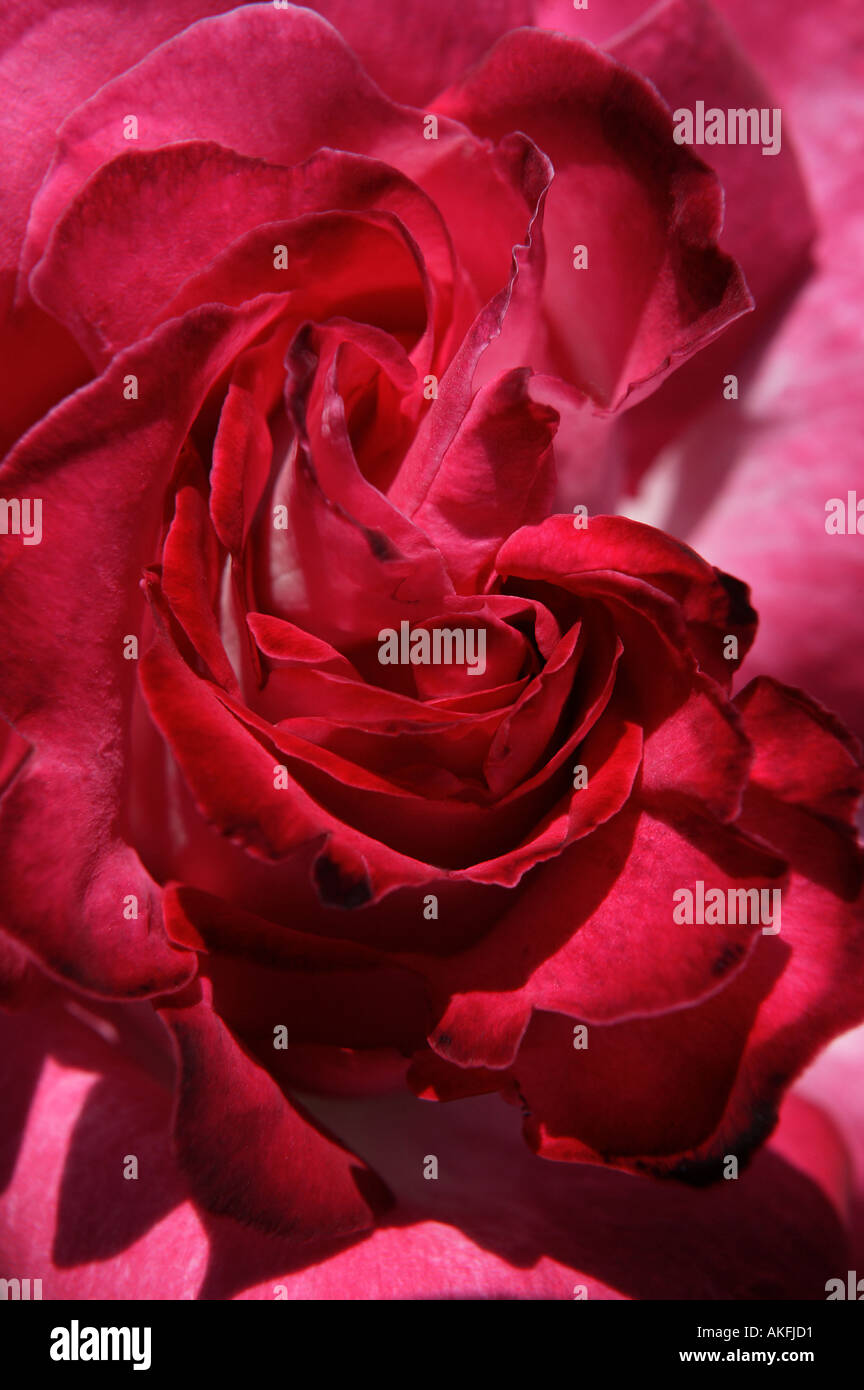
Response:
610,0,816,485
158,987,391,1239
30,142,458,367
0,1002,851,1298
514,680,864,1173
18,4,540,310
408,368,558,592
437,26,752,408
413,805,784,1072
309,0,533,105
630,0,864,740
0,297,285,996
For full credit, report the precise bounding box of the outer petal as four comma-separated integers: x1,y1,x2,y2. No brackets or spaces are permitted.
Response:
629,0,864,740
411,806,785,1072
308,0,533,105
514,680,864,1175
531,0,654,44
436,26,752,408
0,0,235,281
158,986,391,1239
0,297,285,996
797,1025,864,1269
609,0,816,485
0,1003,852,1299
30,143,458,367
0,0,240,450
17,4,541,307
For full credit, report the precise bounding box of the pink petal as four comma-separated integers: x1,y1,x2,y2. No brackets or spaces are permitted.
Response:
17,4,533,305
437,26,752,408
308,0,533,105
0,1002,852,1298
630,0,864,740
0,1,242,451
610,0,816,485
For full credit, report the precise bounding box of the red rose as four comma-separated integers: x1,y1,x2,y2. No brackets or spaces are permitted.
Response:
1,0,862,1299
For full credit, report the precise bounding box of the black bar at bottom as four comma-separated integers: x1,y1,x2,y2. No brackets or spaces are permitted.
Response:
4,1298,860,1375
